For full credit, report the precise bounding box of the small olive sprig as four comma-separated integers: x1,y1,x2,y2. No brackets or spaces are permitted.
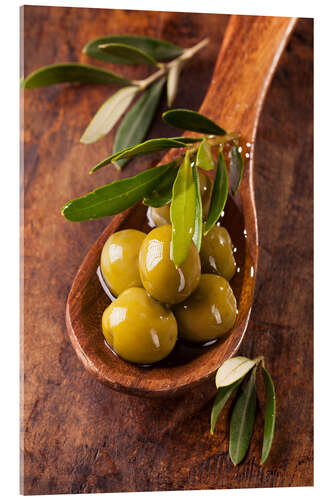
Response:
61,109,245,267
211,356,276,466
21,34,208,169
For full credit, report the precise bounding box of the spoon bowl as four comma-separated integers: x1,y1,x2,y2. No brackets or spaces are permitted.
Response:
66,15,296,397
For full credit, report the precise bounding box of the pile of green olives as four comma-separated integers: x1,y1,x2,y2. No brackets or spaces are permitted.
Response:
100,172,238,365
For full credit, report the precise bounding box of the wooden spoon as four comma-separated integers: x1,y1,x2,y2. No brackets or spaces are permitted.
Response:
66,15,297,398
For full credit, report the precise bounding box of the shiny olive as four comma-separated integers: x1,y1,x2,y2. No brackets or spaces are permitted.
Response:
139,224,201,304
174,274,237,343
100,229,146,297
102,287,177,364
200,225,236,281
149,204,171,227
149,171,213,227
199,170,214,219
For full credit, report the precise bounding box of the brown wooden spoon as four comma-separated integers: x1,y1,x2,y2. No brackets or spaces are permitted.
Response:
66,15,297,398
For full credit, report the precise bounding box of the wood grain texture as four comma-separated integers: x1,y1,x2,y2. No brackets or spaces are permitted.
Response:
21,6,313,494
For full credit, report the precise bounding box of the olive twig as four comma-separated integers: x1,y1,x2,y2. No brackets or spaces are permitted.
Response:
186,132,240,156
133,38,210,91
211,356,276,466
23,34,210,165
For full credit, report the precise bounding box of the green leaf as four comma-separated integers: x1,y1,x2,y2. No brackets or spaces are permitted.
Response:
196,139,215,171
91,137,188,173
62,162,173,222
170,151,196,267
210,379,243,435
162,109,226,135
99,42,158,66
229,368,257,465
230,144,244,195
192,165,203,251
261,367,276,464
167,60,183,106
216,356,257,388
204,151,228,234
80,86,139,144
112,136,200,166
143,163,178,207
83,34,184,64
22,63,131,88
112,78,165,169
170,137,202,144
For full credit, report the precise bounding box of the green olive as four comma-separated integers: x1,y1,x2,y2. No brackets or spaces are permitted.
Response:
100,229,146,297
102,287,177,364
200,225,236,281
174,274,237,343
149,204,171,226
149,171,213,227
199,170,214,219
139,224,201,304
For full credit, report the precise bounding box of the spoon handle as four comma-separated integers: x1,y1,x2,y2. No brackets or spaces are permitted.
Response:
199,15,297,141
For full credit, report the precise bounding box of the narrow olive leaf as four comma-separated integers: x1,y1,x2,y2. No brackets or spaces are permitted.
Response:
143,163,178,207
80,86,139,144
261,367,276,464
62,162,173,222
167,60,183,107
83,35,183,64
91,137,188,173
162,109,226,135
230,144,244,195
204,151,228,235
113,78,165,169
229,368,257,466
22,63,131,88
170,137,202,144
192,165,203,251
110,137,187,160
216,356,257,388
99,42,158,66
170,151,196,267
210,379,243,435
196,139,215,171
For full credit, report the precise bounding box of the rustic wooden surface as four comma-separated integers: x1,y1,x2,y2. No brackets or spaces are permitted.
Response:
21,6,313,495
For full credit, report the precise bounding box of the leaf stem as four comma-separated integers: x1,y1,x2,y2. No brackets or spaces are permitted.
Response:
208,133,240,146
140,131,241,177
254,356,265,367
186,132,240,156
133,38,209,91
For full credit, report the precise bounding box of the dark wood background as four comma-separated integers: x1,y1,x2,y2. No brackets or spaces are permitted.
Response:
21,6,313,495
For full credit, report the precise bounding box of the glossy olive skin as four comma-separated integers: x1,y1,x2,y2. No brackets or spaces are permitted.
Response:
139,224,201,304
100,229,146,297
149,204,171,226
200,225,236,281
102,287,177,364
174,274,237,343
199,170,214,219
150,171,213,227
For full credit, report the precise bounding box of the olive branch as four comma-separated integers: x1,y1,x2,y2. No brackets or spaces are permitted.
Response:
22,34,209,169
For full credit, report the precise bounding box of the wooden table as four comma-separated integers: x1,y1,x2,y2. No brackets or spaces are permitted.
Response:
21,6,313,494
